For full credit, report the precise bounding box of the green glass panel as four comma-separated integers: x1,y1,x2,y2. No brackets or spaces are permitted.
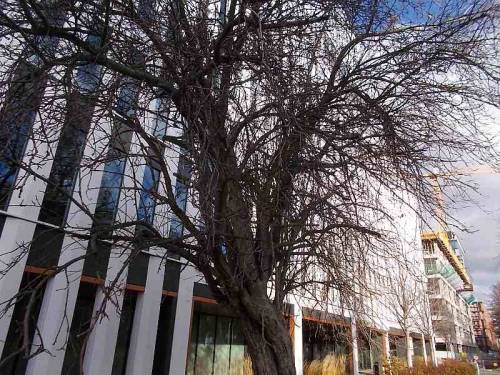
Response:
229,320,245,375
195,314,216,375
214,317,231,374
186,314,199,375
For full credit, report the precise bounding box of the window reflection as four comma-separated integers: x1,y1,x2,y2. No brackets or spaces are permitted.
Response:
38,94,95,226
169,153,191,239
302,320,349,363
153,98,169,139
0,107,34,208
116,81,139,117
138,165,160,224
0,60,43,210
187,312,246,375
94,151,127,227
358,336,373,370
75,35,102,93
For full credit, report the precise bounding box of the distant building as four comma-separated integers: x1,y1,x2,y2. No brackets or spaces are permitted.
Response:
421,231,477,361
471,301,500,353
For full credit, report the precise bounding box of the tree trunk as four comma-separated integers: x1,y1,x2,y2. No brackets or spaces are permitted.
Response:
234,286,296,375
406,331,413,368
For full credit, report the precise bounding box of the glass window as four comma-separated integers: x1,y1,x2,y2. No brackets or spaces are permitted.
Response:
138,165,160,224
369,334,384,367
395,336,406,359
302,320,349,363
112,291,138,375
228,320,245,375
153,98,170,139
83,149,126,277
0,23,67,211
94,151,127,228
214,317,232,374
187,312,246,375
0,99,37,209
116,81,139,117
435,342,447,351
27,225,65,268
25,6,68,67
358,337,372,370
413,338,423,357
194,314,216,375
187,311,199,375
0,272,46,375
62,283,97,375
389,338,398,358
152,296,176,375
38,93,95,226
425,340,431,358
169,154,191,239
75,35,101,93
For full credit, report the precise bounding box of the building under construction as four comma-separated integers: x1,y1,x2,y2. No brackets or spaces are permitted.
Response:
421,230,478,361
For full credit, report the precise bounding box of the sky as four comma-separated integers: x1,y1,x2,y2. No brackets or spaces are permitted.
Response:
450,173,500,303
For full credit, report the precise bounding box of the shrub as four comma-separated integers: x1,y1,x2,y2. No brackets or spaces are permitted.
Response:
383,357,476,375
382,356,408,375
437,359,476,375
304,354,347,375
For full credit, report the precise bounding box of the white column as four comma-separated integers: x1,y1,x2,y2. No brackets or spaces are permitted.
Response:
292,299,303,375
25,250,87,375
383,332,391,360
0,106,63,356
125,255,165,375
351,317,360,375
421,333,428,364
0,216,40,357
25,197,102,374
83,147,143,375
168,264,197,375
25,121,110,375
82,247,130,375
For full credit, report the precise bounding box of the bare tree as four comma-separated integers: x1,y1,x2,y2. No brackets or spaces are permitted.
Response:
0,0,499,374
430,298,459,356
385,250,428,367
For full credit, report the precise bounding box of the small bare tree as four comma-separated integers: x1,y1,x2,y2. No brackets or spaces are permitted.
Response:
0,0,499,374
385,253,427,367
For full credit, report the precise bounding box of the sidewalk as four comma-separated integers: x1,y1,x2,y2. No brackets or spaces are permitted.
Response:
480,369,500,375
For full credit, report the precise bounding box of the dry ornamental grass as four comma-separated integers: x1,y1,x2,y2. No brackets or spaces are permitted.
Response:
384,356,477,375
304,354,347,375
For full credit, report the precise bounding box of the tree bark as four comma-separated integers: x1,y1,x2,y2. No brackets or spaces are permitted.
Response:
234,286,296,375
406,331,413,368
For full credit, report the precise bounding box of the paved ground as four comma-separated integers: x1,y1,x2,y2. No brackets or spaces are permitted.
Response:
480,369,500,375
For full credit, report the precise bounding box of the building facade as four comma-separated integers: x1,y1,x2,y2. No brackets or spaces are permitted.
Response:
421,231,477,362
471,302,500,353
0,25,435,375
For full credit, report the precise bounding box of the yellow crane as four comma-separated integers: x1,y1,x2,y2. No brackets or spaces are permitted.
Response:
421,165,499,292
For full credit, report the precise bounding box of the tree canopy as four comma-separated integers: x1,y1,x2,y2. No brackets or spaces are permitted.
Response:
0,0,499,373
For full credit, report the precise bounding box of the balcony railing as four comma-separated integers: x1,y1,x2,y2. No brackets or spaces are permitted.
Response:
421,231,472,290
